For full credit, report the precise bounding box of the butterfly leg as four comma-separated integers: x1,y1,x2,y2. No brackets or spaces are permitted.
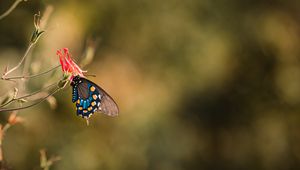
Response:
85,118,89,126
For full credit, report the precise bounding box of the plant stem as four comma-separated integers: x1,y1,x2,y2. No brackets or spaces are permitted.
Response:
2,43,34,78
0,123,11,163
1,124,11,135
40,149,61,170
0,0,23,20
0,87,61,112
4,65,60,80
0,82,58,108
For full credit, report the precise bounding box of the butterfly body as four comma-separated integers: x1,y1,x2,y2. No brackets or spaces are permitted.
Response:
71,76,119,119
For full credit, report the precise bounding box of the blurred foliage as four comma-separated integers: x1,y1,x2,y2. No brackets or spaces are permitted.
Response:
1,0,300,169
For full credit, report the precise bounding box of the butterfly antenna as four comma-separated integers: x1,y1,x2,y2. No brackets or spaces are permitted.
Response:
84,74,96,77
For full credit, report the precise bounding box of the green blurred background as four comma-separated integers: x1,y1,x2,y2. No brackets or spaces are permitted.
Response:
1,0,300,169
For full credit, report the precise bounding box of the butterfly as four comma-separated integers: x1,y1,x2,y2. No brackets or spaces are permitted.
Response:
70,75,119,121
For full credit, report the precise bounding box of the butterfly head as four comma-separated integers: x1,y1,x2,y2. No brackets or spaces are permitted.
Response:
70,75,82,87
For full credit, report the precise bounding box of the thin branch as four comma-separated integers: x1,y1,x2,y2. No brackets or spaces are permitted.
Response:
0,82,58,108
1,124,11,134
0,0,24,20
0,87,61,112
3,65,60,80
2,43,34,78
19,82,58,99
23,6,54,75
0,111,22,163
40,149,61,170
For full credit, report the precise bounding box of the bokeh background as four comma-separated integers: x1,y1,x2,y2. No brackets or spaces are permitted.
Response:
1,0,300,169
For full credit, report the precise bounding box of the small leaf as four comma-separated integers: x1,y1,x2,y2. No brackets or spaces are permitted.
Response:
30,30,45,44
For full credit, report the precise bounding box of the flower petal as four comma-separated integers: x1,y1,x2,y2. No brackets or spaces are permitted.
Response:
56,48,85,79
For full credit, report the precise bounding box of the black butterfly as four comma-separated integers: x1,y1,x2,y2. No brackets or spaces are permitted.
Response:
70,75,119,120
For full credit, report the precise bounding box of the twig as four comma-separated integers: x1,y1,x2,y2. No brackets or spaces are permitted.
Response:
0,87,62,112
3,65,60,80
80,38,99,68
1,123,13,138
2,9,48,79
18,82,58,99
0,125,4,162
0,0,24,20
2,43,34,78
0,111,23,164
0,82,58,108
23,6,54,75
40,149,61,170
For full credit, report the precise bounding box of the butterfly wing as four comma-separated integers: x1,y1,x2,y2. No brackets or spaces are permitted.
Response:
73,80,101,118
81,78,119,117
72,77,119,118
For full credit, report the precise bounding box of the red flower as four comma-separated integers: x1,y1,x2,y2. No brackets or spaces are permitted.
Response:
56,48,85,79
